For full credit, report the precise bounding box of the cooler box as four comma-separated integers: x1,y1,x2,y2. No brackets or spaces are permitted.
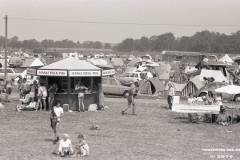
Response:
63,104,69,112
173,96,180,104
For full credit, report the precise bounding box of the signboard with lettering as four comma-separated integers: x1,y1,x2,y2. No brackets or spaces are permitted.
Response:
37,70,67,76
69,71,101,77
26,68,36,76
102,69,115,76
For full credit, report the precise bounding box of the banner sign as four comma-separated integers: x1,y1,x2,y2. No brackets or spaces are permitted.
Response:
26,68,36,76
37,70,67,76
102,69,115,76
69,71,101,77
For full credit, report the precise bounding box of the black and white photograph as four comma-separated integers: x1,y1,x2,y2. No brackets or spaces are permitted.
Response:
1,0,240,159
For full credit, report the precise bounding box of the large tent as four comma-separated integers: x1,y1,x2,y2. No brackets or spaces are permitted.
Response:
155,64,172,80
138,78,165,95
21,58,44,68
128,57,142,66
165,81,188,92
199,69,228,82
111,58,124,66
218,54,233,64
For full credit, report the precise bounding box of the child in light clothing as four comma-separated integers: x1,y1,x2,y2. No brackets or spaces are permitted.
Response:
71,134,89,157
53,134,74,157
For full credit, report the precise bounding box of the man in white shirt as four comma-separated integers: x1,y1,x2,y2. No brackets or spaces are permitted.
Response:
167,83,175,110
51,101,64,142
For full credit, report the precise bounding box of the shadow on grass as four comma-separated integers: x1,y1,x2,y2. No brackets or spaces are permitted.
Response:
44,138,56,144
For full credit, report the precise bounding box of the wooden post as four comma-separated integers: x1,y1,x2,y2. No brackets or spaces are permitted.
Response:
68,77,71,108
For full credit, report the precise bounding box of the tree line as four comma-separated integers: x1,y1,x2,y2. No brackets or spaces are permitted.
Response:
114,30,240,54
0,36,112,50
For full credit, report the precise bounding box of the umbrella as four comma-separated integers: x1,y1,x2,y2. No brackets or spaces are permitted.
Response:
215,84,240,124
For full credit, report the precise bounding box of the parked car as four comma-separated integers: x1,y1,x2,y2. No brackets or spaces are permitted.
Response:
196,82,240,102
9,57,23,68
0,68,21,80
102,77,137,98
121,72,142,82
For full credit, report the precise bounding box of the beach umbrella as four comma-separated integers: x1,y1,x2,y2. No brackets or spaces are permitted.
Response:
215,84,240,124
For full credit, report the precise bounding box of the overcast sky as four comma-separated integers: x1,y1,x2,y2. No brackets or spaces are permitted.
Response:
0,0,240,43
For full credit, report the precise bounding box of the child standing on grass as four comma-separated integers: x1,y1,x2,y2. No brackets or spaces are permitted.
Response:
50,101,64,142
71,134,89,157
122,84,136,115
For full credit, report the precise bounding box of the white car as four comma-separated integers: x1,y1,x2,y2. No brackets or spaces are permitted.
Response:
0,68,21,80
122,72,142,82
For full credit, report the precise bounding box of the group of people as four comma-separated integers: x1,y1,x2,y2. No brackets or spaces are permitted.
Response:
50,100,89,157
17,76,58,111
52,133,89,157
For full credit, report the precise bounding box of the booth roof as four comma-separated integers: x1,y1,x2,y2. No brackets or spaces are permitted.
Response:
39,57,101,70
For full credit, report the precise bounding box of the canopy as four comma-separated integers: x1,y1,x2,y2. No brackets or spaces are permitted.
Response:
21,58,44,68
39,57,101,71
138,78,165,94
218,54,233,64
215,84,240,95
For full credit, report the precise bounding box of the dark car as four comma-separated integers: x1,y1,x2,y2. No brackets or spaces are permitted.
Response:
196,82,240,102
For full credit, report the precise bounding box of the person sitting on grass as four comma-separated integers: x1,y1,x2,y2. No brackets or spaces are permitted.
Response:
50,101,64,142
19,90,30,105
70,134,89,157
53,134,74,157
16,98,37,111
216,108,229,126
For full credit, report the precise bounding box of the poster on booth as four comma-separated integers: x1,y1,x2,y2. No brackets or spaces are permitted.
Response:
69,71,101,77
102,69,115,76
37,70,67,76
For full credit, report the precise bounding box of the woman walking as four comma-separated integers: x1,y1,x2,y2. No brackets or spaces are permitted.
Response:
75,82,87,112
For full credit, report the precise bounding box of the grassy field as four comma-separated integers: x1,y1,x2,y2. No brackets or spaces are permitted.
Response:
1,97,240,160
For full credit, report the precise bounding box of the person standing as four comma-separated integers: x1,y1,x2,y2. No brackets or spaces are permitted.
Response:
5,77,12,102
20,78,28,99
122,84,137,115
97,83,104,110
48,83,58,111
50,101,64,142
29,80,37,100
75,82,87,112
167,83,175,110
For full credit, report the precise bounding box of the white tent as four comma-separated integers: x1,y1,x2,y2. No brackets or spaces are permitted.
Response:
218,54,233,64
199,69,228,83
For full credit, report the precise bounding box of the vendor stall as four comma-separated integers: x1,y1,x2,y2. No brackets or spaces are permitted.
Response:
37,57,102,111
